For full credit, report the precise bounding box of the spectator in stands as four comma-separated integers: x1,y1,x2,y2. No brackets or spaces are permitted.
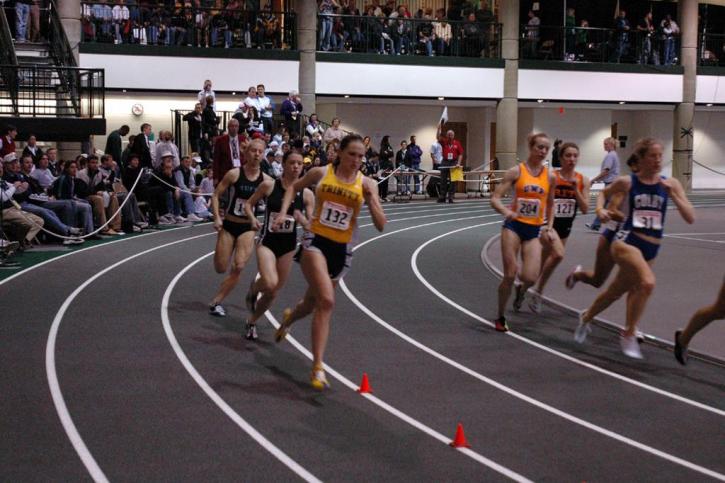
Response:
51,159,95,237
404,135,423,194
637,12,659,65
15,0,32,42
21,135,43,166
433,9,452,56
256,84,275,134
565,8,576,60
462,12,483,57
105,125,129,172
430,135,442,170
199,167,214,199
195,8,211,47
174,155,204,221
0,161,44,248
77,155,122,234
439,128,464,203
202,96,219,148
212,118,246,183
613,9,630,63
305,113,324,138
3,153,83,244
524,9,540,59
575,19,589,60
378,135,394,201
198,79,216,111
0,125,17,158
131,123,154,168
281,90,303,136
417,9,434,56
319,0,340,51
30,153,56,190
100,154,147,230
112,0,130,44
322,117,344,145
183,104,204,156
121,135,135,170
661,14,679,66
154,130,180,169
121,153,160,225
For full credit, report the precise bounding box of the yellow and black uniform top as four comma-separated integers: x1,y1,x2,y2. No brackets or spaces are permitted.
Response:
310,164,364,244
512,162,550,227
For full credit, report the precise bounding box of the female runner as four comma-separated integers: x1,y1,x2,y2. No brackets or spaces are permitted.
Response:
490,132,556,331
528,142,590,312
272,134,386,390
574,138,695,358
242,151,314,340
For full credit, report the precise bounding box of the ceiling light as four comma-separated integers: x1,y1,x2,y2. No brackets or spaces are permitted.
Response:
619,101,626,105
537,99,544,103
438,97,445,100
344,95,350,98
706,103,713,107
232,92,236,96
122,89,127,93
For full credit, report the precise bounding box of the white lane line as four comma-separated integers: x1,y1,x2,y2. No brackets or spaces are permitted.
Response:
340,223,725,480
162,253,321,483
413,225,725,416
0,223,209,288
666,232,725,236
359,204,488,219
258,313,532,482
364,207,495,227
665,235,725,244
47,231,213,483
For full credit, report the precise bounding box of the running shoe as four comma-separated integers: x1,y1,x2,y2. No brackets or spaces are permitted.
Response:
174,215,187,223
635,329,645,344
310,364,330,391
245,322,258,341
512,285,525,312
62,238,84,245
527,291,542,314
275,308,293,343
494,316,509,332
674,330,688,365
565,264,582,290
186,213,204,222
574,312,592,343
245,282,257,313
209,303,227,317
620,334,644,359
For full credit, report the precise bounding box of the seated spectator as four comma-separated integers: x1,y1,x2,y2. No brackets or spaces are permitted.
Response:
29,153,56,191
122,154,163,225
1,160,44,249
173,155,204,221
417,9,434,56
46,147,61,176
305,113,324,138
22,134,43,166
154,130,180,169
199,167,214,199
51,159,95,237
151,153,184,224
271,151,283,178
100,154,147,231
433,9,452,56
322,117,345,145
77,154,122,235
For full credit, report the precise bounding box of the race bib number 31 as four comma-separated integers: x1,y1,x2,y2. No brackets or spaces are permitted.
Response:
632,210,663,230
233,198,245,216
320,201,353,231
516,199,541,219
554,199,576,218
270,212,294,233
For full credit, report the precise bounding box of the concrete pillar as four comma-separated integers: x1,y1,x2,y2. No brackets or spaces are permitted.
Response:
297,0,316,115
673,0,697,191
495,0,519,170
57,0,81,65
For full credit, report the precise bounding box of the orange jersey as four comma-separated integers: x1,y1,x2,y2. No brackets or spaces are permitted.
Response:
512,162,550,226
310,164,364,243
553,170,584,219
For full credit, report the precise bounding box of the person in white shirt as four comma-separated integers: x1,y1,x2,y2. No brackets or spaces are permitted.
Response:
305,113,324,137
111,1,129,44
29,153,56,190
153,130,180,169
322,117,344,145
256,83,274,134
430,138,443,169
198,79,216,112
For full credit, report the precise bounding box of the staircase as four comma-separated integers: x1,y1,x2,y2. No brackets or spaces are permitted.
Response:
14,41,54,67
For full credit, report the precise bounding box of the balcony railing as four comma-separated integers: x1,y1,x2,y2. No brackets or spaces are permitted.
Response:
520,24,681,65
318,14,501,58
79,2,296,50
0,65,104,118
700,32,725,67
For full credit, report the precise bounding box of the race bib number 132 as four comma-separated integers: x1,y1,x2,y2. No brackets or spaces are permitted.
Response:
319,201,353,231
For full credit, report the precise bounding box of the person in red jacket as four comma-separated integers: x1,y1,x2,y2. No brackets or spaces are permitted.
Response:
438,126,464,203
0,125,18,159
212,118,248,184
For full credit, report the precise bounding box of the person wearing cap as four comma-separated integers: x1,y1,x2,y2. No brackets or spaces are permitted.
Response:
0,125,18,158
77,155,122,235
1,159,44,249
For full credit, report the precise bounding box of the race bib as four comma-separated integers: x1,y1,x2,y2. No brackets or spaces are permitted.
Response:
270,212,294,233
632,209,663,230
447,152,454,160
516,198,541,219
233,198,245,216
554,199,576,218
319,201,353,231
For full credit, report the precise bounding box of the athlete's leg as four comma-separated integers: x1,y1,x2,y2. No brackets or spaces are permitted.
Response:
535,232,566,295
518,236,543,293
300,249,336,369
249,248,295,323
678,279,725,347
213,229,235,274
211,231,255,305
575,236,615,288
498,228,521,318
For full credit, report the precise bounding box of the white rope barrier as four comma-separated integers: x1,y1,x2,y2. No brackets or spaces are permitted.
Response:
150,172,214,196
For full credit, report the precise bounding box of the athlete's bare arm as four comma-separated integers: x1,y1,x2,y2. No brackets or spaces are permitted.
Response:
490,165,520,220
293,187,315,230
596,175,631,224
363,176,386,232
576,175,591,214
274,167,325,231
662,177,695,224
244,179,274,231
211,168,240,231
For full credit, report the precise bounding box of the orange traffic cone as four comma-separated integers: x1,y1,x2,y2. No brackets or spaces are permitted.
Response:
357,373,372,393
449,423,471,448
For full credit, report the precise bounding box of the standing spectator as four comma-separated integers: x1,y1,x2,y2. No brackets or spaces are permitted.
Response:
637,12,659,65
462,12,482,57
323,117,344,145
565,8,576,60
256,84,275,134
183,104,204,156
404,135,423,194
201,95,220,158
154,130,181,169
112,0,130,44
212,118,246,183
661,14,679,66
121,135,135,171
524,9,540,59
551,139,562,168
280,90,303,137
305,113,324,138
575,19,589,60
29,0,42,42
378,135,394,202
430,135,442,170
432,9,452,56
586,137,620,231
105,125,130,171
15,0,32,42
0,125,17,158
438,128,464,203
131,123,153,168
198,79,216,111
613,10,630,63
21,135,43,166
318,0,339,51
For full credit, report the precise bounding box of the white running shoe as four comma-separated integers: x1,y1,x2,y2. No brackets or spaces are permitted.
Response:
158,215,175,225
565,264,582,290
635,329,645,343
174,215,187,223
620,334,644,359
574,312,592,343
209,303,227,317
62,238,84,245
186,213,204,222
527,291,542,314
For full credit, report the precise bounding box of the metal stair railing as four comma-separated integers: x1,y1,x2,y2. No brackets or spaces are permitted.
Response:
0,5,19,115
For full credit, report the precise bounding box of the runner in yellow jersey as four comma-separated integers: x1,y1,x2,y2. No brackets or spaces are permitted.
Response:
490,133,556,331
272,134,387,390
